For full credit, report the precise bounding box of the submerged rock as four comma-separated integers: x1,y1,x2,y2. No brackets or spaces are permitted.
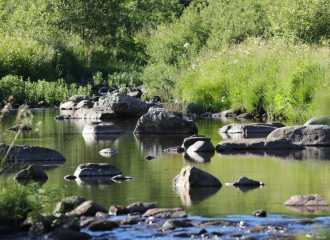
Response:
182,135,210,150
82,122,124,134
173,166,222,187
14,164,48,179
64,175,77,180
218,123,285,134
267,125,330,146
127,202,156,214
74,163,122,177
232,176,264,186
134,108,198,134
283,194,328,206
143,208,187,218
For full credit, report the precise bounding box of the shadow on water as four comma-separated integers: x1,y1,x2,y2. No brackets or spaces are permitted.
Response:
183,152,215,163
173,186,221,206
134,134,190,156
218,147,330,161
74,176,132,189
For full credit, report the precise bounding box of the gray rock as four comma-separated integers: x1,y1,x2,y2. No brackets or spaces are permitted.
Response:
173,166,222,187
267,125,330,146
54,196,87,213
218,123,285,134
44,228,91,240
76,100,94,109
127,202,156,213
186,141,215,152
0,144,66,162
161,219,193,231
7,124,32,132
14,164,48,179
69,95,89,103
54,108,117,120
109,205,131,215
215,138,304,150
87,220,119,231
143,208,187,218
72,200,107,216
60,101,76,110
232,176,264,186
283,194,328,206
134,109,198,134
237,113,253,118
94,92,150,117
82,122,124,134
253,209,267,217
305,116,330,126
74,163,122,177
182,135,210,150
212,109,233,118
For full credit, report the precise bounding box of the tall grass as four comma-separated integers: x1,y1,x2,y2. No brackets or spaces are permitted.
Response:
176,38,330,120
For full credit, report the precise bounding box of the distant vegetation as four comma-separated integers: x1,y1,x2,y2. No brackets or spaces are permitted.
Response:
1,0,330,120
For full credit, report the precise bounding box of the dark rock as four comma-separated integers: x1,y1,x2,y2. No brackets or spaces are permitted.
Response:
98,87,110,94
112,175,132,180
215,145,232,152
232,176,264,186
20,101,39,109
54,108,117,120
7,124,32,132
218,123,285,134
109,205,131,215
94,92,150,117
64,175,77,180
173,186,220,206
149,96,161,102
0,225,15,235
14,164,48,179
119,216,141,225
28,222,46,236
72,200,107,216
267,125,330,146
304,116,330,126
143,208,187,218
215,138,304,150
237,113,253,118
160,219,193,231
283,194,328,206
87,220,119,231
127,202,156,213
212,109,233,118
38,100,49,107
44,228,91,240
164,146,184,153
54,196,87,213
173,166,222,187
144,155,155,160
96,212,110,218
134,108,198,134
80,218,98,228
74,163,122,177
186,141,214,152
0,143,66,162
92,84,108,92
253,209,267,217
182,135,210,150
82,122,125,134
76,100,94,109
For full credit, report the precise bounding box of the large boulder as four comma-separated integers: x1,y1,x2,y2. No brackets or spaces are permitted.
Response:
186,141,214,152
59,101,76,110
304,116,330,126
173,166,222,187
133,108,198,134
267,125,330,146
284,194,327,206
82,122,124,134
54,196,87,213
76,100,94,109
182,135,210,150
0,144,66,162
71,200,107,216
93,92,150,117
54,108,117,120
68,95,89,103
126,202,156,213
74,163,122,177
218,123,285,134
215,138,304,151
14,164,48,179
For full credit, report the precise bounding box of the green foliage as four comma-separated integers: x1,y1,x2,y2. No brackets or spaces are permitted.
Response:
107,70,142,87
0,75,91,105
0,182,66,226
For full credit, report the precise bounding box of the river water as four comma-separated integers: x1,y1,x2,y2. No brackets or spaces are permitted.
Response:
1,109,330,237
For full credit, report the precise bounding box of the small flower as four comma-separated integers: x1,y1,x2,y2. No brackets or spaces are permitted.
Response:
184,43,190,49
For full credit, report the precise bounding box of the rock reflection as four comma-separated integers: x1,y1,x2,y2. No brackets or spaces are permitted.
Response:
15,178,48,186
134,134,189,156
218,147,330,161
82,134,123,146
75,177,116,189
183,152,214,163
285,205,330,213
173,185,221,206
219,132,269,140
0,162,63,175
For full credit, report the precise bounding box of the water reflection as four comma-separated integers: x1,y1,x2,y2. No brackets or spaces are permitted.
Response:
183,152,214,163
15,178,48,186
134,134,189,156
173,186,221,206
234,185,263,193
83,134,123,146
0,162,64,175
75,177,116,189
218,147,330,161
285,205,330,213
219,132,269,140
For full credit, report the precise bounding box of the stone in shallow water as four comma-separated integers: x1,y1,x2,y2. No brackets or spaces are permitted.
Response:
160,219,193,231
232,176,264,186
72,200,107,216
74,163,122,177
126,202,156,213
253,209,267,217
143,208,187,218
109,205,131,215
14,164,48,179
82,122,124,134
283,194,328,206
186,141,215,152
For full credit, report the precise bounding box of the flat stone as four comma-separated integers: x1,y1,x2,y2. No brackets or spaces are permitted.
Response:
143,208,187,218
60,101,76,110
283,194,328,206
14,164,48,179
232,176,264,186
82,122,124,134
218,123,285,134
74,163,122,177
127,202,156,213
186,141,214,152
267,125,330,146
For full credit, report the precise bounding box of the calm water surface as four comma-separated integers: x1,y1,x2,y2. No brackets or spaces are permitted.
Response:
1,109,330,220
